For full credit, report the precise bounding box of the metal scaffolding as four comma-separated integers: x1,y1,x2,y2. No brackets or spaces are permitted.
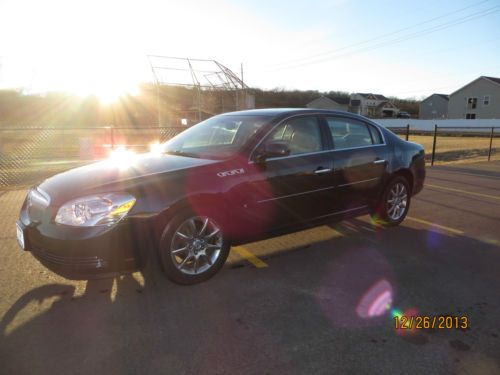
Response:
147,55,249,126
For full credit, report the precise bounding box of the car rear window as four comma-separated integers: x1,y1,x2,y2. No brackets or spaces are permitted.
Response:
326,117,374,149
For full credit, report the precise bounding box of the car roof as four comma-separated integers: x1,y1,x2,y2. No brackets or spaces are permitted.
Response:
220,108,361,118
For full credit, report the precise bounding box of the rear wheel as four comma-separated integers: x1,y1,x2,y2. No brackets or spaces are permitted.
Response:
158,209,230,285
371,176,411,227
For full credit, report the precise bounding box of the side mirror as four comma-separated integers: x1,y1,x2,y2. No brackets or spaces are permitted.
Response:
255,141,290,164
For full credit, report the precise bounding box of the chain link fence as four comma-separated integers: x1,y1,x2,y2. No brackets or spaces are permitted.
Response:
386,125,499,165
0,126,185,188
1,124,499,189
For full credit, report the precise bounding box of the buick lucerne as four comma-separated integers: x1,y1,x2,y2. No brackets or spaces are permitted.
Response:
16,109,425,284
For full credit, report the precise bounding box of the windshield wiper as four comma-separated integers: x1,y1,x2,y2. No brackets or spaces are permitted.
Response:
163,150,200,158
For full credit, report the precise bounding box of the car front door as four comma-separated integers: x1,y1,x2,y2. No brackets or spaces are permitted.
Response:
324,116,389,213
244,115,335,231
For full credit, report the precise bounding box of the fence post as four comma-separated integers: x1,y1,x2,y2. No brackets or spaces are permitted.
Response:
431,124,438,166
488,127,494,162
406,124,410,141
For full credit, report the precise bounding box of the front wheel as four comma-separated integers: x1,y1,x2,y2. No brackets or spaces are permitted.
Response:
371,176,411,227
158,209,230,285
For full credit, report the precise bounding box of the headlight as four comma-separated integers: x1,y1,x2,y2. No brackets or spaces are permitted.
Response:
55,192,136,227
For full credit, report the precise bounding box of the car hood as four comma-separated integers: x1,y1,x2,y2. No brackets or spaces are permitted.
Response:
39,153,219,203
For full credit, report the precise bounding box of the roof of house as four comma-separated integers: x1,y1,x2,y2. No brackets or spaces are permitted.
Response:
450,76,500,96
307,95,350,106
326,96,350,105
376,101,398,109
435,94,450,100
423,93,449,102
484,76,500,85
357,93,388,100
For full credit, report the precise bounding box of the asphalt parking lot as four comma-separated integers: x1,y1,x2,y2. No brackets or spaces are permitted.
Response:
1,161,499,375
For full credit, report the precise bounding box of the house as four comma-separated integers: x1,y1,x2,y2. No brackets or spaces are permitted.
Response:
419,94,449,119
448,76,500,119
306,95,350,111
349,93,399,118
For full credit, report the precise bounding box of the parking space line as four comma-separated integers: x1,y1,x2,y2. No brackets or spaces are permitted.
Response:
406,216,464,235
232,246,269,268
428,170,500,180
425,184,500,201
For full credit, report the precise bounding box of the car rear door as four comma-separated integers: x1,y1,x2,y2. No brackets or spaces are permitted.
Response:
323,116,389,212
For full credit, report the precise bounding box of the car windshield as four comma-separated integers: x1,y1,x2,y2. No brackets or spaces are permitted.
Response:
161,115,270,159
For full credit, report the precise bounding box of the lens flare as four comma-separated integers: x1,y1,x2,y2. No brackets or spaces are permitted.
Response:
317,247,396,329
391,308,403,319
392,307,419,335
356,279,393,318
149,142,163,154
426,227,443,249
107,146,136,170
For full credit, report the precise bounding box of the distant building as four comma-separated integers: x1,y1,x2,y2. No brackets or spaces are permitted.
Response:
419,94,449,119
306,95,350,111
349,93,399,118
448,76,500,119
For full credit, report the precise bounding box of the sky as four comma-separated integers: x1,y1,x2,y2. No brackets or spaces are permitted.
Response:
0,0,499,100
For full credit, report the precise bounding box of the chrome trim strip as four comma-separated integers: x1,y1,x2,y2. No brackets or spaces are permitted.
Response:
314,168,332,174
316,205,369,220
257,185,336,203
338,177,380,188
249,144,386,164
30,187,50,207
373,159,386,164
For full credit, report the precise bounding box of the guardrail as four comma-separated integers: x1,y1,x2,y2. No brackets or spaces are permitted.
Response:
385,125,499,166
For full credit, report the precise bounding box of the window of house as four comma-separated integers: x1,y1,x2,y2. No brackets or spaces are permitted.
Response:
465,113,476,120
467,97,477,110
484,95,490,106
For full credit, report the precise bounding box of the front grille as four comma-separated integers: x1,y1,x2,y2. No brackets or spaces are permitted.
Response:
32,247,107,269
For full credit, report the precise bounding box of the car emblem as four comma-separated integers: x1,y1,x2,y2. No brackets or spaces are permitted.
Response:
217,168,245,178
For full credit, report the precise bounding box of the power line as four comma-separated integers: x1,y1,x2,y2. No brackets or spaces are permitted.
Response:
266,0,500,71
265,0,493,69
267,6,500,71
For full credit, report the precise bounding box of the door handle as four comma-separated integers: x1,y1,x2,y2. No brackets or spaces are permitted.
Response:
314,168,332,175
373,159,386,164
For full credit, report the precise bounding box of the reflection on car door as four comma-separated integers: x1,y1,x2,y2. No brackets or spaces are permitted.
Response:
245,116,335,231
325,116,388,212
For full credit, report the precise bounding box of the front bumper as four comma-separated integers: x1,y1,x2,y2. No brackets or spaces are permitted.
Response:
17,199,152,279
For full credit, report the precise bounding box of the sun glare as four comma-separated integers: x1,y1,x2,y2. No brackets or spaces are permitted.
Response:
107,146,136,170
73,81,139,104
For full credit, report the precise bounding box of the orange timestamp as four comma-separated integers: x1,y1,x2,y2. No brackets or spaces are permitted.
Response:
394,315,469,330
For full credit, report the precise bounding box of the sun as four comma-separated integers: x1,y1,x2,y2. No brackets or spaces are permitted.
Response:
71,77,139,104
94,84,138,104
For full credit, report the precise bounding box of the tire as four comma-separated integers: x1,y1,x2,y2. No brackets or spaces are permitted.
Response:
371,176,411,227
158,208,230,285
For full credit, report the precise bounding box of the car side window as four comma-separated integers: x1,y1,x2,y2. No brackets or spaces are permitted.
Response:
264,116,322,156
326,117,374,150
368,125,383,144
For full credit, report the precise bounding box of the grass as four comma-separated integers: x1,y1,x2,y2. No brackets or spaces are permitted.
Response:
397,134,499,164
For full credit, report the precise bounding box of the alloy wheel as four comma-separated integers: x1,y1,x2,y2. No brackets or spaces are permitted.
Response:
170,216,223,275
386,182,408,221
